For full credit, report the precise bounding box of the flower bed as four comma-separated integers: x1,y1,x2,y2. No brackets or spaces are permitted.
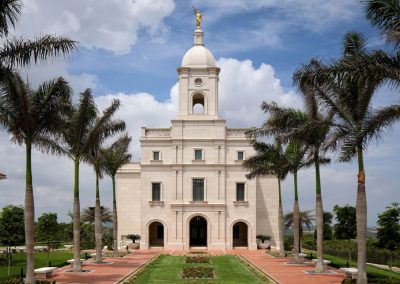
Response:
186,256,210,263
186,251,208,255
181,266,215,279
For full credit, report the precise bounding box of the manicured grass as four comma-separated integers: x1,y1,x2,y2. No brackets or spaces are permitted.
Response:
129,254,271,283
0,251,84,281
304,250,400,280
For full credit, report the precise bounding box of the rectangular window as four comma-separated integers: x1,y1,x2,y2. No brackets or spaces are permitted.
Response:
236,183,245,201
153,151,160,160
194,149,203,160
152,183,161,201
237,151,244,160
193,179,204,201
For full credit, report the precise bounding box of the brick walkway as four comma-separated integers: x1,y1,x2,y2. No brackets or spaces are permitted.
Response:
229,250,345,284
48,250,160,284
45,249,346,284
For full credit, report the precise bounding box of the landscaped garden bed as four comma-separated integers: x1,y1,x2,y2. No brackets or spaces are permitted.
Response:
181,266,215,279
186,256,210,263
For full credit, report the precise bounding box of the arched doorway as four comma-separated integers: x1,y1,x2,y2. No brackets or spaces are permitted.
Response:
190,216,207,247
149,221,164,247
232,222,248,248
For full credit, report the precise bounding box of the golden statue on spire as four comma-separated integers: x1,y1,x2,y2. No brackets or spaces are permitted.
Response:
192,6,202,29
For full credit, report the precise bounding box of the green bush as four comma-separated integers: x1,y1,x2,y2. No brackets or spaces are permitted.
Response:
284,235,294,251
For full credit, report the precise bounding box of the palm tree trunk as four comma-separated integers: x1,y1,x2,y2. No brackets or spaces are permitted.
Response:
25,142,35,284
315,152,325,273
277,178,285,256
73,158,82,271
95,171,103,263
356,146,367,284
112,175,119,257
293,171,300,262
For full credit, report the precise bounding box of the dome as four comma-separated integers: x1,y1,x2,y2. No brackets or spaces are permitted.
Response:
182,45,216,68
181,28,216,68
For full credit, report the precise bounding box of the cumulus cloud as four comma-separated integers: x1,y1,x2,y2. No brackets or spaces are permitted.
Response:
14,0,175,55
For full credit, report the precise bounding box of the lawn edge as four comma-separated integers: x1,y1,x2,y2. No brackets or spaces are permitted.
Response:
236,254,280,284
116,253,160,284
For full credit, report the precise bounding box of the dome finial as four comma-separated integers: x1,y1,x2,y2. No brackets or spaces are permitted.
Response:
192,6,202,29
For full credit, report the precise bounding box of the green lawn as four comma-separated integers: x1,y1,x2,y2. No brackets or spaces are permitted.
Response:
129,254,271,284
0,251,84,281
303,250,400,280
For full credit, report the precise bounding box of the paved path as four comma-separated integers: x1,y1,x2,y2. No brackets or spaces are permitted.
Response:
229,250,345,284
45,249,346,284
48,250,160,284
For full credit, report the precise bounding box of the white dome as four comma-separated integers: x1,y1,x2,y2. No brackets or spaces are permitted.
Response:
182,45,216,68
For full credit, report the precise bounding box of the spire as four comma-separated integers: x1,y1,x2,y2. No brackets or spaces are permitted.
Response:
193,28,204,46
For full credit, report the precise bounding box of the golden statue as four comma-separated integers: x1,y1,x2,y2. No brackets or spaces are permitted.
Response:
192,6,202,29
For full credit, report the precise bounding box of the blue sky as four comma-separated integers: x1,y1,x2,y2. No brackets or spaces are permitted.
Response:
0,0,399,226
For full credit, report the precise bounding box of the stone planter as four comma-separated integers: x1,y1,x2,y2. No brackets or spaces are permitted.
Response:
257,241,270,249
129,242,140,249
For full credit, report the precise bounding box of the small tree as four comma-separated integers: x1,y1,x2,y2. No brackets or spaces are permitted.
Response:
35,212,59,264
334,204,357,264
334,204,357,240
0,205,25,276
376,202,400,269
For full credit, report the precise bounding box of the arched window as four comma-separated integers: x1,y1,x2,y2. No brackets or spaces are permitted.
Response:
192,93,204,114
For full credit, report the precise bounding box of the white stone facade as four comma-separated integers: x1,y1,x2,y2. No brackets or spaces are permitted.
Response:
116,28,281,250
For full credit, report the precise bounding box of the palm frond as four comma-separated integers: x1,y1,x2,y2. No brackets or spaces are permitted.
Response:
101,133,132,177
343,31,367,58
363,104,400,144
364,0,400,46
0,35,76,67
32,135,69,157
0,0,21,37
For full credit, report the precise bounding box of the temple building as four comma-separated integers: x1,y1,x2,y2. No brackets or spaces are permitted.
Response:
116,24,281,250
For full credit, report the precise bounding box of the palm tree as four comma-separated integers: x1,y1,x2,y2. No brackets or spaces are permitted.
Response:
0,72,71,283
284,210,315,251
0,1,75,72
284,140,316,262
242,141,289,256
81,206,113,224
100,134,131,256
257,91,332,272
295,32,400,283
57,91,125,271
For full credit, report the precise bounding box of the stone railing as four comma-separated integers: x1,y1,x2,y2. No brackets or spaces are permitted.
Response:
142,128,171,137
226,128,248,138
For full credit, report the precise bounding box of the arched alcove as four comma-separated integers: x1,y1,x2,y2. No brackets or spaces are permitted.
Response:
232,221,248,247
149,221,164,247
192,93,205,114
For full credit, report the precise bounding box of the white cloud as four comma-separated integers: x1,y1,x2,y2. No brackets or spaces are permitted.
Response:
217,58,301,126
14,0,176,55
